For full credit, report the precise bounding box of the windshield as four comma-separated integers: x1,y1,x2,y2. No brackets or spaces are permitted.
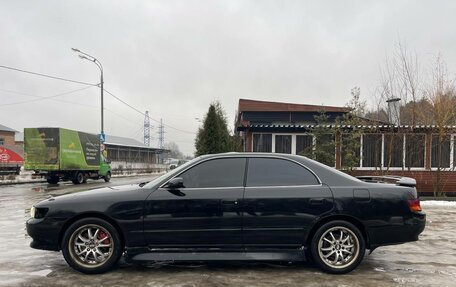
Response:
143,157,200,188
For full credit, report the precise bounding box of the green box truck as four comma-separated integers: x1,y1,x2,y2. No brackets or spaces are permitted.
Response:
24,127,111,184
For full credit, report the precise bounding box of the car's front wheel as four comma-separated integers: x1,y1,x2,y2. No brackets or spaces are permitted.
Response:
310,220,365,274
62,218,123,274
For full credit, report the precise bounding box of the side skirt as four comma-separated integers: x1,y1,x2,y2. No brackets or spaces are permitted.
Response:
128,250,306,262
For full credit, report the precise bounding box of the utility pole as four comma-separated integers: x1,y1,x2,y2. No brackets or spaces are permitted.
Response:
144,111,150,146
71,48,105,142
157,119,165,164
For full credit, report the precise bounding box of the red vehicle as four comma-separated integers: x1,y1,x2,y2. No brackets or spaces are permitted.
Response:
0,145,24,175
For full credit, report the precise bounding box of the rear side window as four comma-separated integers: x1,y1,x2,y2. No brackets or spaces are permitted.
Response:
246,158,319,187
178,158,246,188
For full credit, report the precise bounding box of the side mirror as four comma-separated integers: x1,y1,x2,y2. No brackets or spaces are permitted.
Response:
167,177,184,189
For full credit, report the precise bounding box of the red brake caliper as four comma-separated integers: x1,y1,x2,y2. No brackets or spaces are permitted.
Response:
97,230,110,244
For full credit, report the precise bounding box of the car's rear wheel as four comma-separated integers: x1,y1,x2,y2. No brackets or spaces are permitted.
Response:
62,218,122,274
310,220,365,274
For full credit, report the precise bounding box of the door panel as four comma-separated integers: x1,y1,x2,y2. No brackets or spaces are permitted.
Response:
243,157,334,248
143,157,247,248
243,185,334,248
144,187,244,247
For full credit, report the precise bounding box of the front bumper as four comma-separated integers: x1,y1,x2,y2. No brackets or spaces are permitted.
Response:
26,217,64,251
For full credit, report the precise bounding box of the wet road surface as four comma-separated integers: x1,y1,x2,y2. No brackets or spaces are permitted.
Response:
0,177,455,287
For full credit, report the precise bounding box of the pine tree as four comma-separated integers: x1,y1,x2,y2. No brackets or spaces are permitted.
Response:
195,101,234,156
339,87,366,170
300,110,335,167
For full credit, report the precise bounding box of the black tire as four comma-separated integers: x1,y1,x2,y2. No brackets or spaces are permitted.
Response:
72,172,84,184
310,220,365,274
61,217,123,274
104,171,111,182
46,176,59,184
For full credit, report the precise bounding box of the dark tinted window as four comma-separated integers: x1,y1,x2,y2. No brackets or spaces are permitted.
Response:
384,134,404,168
405,134,425,168
275,135,291,154
178,158,246,188
296,135,313,155
432,134,450,168
363,134,382,167
253,134,272,152
246,158,319,187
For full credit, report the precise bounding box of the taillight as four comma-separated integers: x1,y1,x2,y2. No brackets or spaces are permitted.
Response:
408,198,422,212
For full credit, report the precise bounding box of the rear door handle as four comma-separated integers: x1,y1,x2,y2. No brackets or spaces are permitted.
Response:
309,198,326,205
221,199,238,205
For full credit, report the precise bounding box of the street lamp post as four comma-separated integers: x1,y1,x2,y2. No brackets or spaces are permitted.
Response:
71,48,105,141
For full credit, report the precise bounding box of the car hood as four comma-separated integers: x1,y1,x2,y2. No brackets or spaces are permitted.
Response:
36,184,151,207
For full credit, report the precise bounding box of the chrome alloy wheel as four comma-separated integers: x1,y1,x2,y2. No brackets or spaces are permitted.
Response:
68,224,114,268
317,226,360,269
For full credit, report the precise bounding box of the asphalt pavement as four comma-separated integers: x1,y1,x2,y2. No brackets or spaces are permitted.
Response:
0,176,455,287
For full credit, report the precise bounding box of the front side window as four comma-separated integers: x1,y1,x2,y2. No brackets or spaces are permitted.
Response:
178,158,246,188
246,158,319,187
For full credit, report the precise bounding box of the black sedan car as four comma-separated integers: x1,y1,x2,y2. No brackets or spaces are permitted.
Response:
27,153,425,274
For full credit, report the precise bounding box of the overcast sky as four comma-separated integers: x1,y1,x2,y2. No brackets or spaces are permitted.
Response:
1,0,456,155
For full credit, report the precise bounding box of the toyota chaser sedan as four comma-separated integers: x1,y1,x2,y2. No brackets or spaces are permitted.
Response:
27,153,426,274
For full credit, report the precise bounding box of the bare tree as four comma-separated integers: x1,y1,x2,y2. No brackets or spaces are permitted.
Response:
425,55,456,196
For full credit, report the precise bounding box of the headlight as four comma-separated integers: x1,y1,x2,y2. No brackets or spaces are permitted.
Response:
30,206,36,218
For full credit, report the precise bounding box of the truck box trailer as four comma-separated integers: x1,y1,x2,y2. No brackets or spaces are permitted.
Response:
0,145,24,175
24,127,111,184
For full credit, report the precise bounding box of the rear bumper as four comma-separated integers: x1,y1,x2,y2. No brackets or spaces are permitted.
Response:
26,217,63,251
368,212,426,249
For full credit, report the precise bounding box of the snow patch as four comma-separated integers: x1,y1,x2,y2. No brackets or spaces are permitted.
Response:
421,200,456,207
29,269,52,277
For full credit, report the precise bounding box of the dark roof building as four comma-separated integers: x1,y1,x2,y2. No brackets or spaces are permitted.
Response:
235,99,456,195
237,98,348,127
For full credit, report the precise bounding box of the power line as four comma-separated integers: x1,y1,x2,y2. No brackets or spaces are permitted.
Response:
0,89,146,130
103,88,197,135
0,64,98,86
0,88,99,109
0,86,94,107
